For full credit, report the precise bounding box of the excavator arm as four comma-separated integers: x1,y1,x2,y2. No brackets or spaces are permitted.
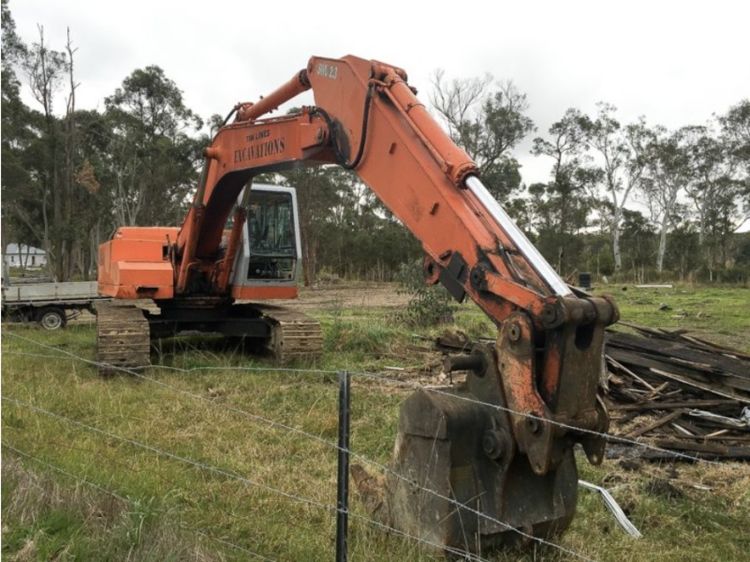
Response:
174,55,618,549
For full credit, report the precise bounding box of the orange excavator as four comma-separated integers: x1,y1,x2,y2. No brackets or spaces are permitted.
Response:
97,55,617,552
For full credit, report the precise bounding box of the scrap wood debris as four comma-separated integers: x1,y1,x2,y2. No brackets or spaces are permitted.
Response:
604,323,750,461
434,324,750,461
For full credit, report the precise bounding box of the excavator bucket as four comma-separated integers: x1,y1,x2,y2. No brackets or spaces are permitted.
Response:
380,344,580,554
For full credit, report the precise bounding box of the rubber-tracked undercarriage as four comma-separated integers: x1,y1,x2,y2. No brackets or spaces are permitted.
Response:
96,301,151,376
95,300,322,376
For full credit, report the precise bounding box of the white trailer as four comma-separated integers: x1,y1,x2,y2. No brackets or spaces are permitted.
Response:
2,280,109,329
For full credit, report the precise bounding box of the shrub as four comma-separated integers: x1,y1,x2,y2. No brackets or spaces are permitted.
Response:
395,259,454,327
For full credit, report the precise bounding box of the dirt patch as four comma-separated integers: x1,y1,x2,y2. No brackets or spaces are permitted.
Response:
272,282,411,311
66,282,410,326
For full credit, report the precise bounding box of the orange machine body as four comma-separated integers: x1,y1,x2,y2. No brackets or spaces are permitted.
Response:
99,184,301,302
98,55,613,452
96,54,618,551
167,56,555,315
98,227,177,300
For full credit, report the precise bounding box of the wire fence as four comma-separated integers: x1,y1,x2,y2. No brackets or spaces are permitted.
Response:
1,396,494,562
2,335,723,466
1,442,277,562
3,327,727,561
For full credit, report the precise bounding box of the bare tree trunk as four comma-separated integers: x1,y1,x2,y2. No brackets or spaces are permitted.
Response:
88,220,101,280
33,26,62,280
656,216,669,273
612,210,622,272
62,28,78,281
41,175,53,278
301,235,316,286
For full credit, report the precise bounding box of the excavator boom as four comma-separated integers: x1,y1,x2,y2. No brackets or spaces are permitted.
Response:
99,54,618,552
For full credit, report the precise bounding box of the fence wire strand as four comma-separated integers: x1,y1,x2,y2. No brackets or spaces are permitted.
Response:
2,333,606,560
2,333,724,466
2,396,500,562
1,442,277,562
5,328,730,559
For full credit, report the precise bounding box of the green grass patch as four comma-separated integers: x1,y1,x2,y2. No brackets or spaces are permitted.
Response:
604,284,750,351
2,283,749,560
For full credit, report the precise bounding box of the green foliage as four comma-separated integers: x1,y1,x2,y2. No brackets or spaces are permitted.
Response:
1,0,748,286
430,71,534,200
526,99,748,282
736,234,750,267
530,109,603,274
395,259,454,327
104,65,204,227
720,99,750,202
1,4,203,280
260,167,423,285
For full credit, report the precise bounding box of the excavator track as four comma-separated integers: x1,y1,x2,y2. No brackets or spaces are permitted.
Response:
257,305,323,362
96,301,151,376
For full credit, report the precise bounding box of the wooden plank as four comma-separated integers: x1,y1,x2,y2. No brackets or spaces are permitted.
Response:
608,399,737,411
606,355,655,390
608,347,750,397
679,334,750,360
627,410,685,438
608,330,750,380
670,423,696,437
644,382,670,400
654,439,750,459
649,368,750,404
705,429,730,439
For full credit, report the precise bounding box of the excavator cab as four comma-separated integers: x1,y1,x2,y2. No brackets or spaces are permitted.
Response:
232,184,301,287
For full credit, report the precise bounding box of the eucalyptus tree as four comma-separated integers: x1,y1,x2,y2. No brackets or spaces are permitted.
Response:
104,66,203,227
531,108,599,273
581,103,649,272
720,99,750,211
1,0,34,252
680,115,748,278
16,24,70,278
430,70,535,200
640,126,691,273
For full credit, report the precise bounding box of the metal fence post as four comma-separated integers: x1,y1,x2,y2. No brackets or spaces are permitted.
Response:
336,371,351,562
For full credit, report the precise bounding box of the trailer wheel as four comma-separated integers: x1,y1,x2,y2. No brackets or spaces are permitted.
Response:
37,307,66,330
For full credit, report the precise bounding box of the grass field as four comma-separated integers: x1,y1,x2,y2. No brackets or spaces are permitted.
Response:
2,282,749,561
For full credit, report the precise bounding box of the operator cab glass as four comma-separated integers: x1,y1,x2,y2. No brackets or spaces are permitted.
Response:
246,190,297,280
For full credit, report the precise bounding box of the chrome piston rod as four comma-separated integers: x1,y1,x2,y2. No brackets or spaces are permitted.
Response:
465,175,572,297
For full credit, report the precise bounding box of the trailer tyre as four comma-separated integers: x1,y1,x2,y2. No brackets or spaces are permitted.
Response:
38,307,66,330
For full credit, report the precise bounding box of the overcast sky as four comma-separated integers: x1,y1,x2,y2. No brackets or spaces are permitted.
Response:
9,0,750,190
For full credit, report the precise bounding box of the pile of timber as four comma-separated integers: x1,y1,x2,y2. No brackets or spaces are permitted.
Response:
605,323,750,461
432,324,750,461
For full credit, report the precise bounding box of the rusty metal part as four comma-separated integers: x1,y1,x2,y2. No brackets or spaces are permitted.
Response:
96,301,151,376
496,300,613,474
443,352,486,375
422,255,440,285
386,344,578,554
496,313,557,475
256,305,323,362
